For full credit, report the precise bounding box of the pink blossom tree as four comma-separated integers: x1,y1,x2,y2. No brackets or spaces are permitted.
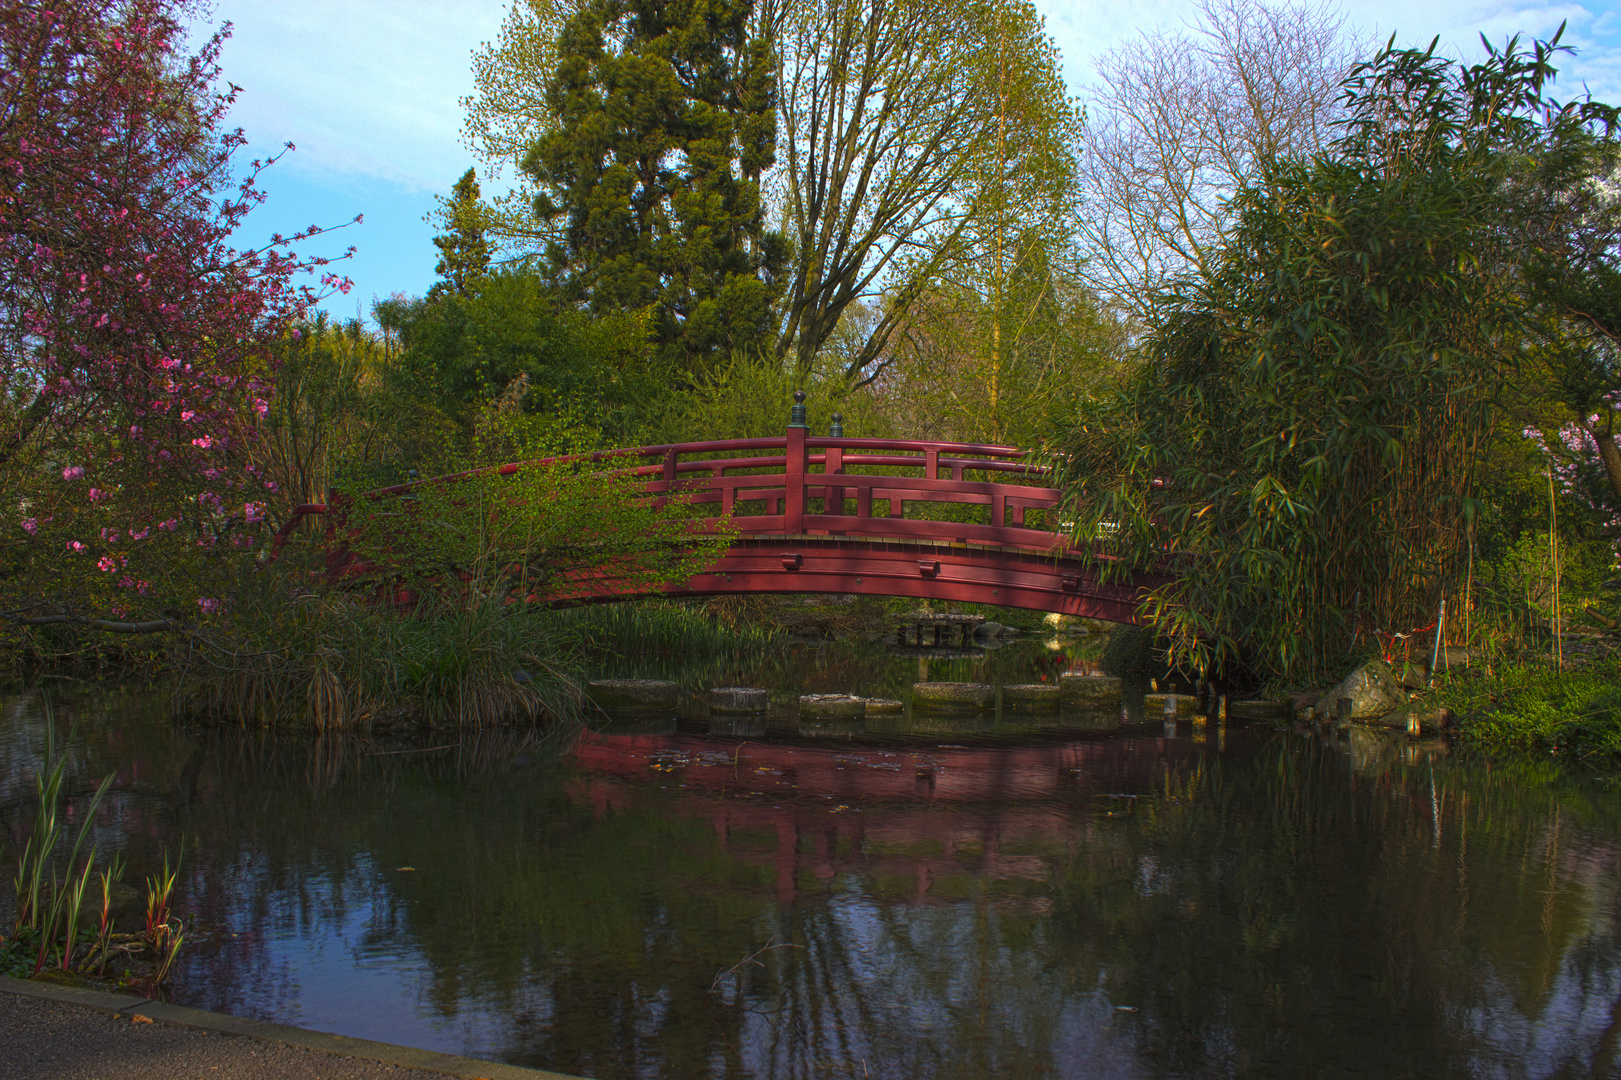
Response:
1,0,352,633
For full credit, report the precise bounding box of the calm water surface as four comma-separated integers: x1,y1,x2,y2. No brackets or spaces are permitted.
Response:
2,639,1619,1079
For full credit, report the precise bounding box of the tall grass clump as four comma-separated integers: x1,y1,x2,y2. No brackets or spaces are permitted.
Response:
176,574,587,730
555,600,786,657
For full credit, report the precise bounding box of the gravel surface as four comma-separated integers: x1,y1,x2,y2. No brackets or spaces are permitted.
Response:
0,994,476,1080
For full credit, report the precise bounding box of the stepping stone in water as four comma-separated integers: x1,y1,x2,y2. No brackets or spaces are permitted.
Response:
710,686,768,714
588,679,680,710
1059,675,1122,705
1226,699,1286,722
1145,693,1199,718
863,698,904,716
799,694,866,720
1002,683,1062,709
912,682,995,711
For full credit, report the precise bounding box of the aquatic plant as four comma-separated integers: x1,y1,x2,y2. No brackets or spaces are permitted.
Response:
555,600,787,656
175,577,586,730
9,707,114,973
141,850,184,994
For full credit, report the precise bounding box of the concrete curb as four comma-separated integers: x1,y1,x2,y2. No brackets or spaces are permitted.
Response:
0,975,585,1080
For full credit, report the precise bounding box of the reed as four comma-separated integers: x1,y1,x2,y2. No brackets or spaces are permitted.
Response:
555,600,786,656
175,577,587,730
142,850,183,994
8,700,115,974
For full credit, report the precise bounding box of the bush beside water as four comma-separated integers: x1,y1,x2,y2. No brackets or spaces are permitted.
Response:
1438,656,1621,762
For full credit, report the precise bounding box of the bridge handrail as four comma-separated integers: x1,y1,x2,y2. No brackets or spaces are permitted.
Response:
270,422,1066,560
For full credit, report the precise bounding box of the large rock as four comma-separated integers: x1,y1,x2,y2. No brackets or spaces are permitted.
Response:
1322,661,1408,725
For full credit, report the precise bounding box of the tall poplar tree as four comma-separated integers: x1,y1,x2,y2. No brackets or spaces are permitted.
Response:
522,0,785,380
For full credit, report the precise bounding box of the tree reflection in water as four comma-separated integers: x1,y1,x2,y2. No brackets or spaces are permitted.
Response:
1,687,1618,1078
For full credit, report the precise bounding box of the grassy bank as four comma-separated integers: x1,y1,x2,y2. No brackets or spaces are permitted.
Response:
1434,654,1621,763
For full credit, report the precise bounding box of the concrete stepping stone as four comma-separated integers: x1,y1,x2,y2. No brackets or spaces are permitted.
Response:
799,693,866,720
1059,675,1121,704
588,679,679,710
863,697,904,716
1002,683,1062,709
710,686,768,713
1145,693,1199,717
912,682,994,710
1226,699,1286,721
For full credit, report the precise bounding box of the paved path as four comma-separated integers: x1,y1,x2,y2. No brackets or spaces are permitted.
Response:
0,979,577,1080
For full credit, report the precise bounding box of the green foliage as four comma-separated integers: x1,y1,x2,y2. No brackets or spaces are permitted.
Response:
554,600,784,656
176,582,588,729
430,168,492,299
1440,657,1621,761
257,314,391,505
524,0,787,380
1099,624,1159,679
385,267,662,451
1061,37,1586,682
338,439,734,608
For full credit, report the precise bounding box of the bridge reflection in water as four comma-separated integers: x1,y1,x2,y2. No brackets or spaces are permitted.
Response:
15,686,1613,1080
572,726,1212,909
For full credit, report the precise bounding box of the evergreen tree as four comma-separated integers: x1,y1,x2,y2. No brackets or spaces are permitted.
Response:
430,168,492,299
521,0,786,380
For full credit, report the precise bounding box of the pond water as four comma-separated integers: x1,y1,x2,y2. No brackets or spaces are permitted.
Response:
2,637,1619,1079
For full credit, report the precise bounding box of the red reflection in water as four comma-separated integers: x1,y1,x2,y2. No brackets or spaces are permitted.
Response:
570,728,1217,905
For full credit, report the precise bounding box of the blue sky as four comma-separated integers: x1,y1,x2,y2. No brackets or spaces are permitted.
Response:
196,0,1621,322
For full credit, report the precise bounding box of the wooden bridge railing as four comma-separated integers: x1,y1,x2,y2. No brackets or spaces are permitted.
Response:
274,392,1071,559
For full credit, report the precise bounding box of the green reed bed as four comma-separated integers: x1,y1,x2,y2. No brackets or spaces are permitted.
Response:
174,585,785,731
554,600,786,657
176,581,587,731
4,703,184,991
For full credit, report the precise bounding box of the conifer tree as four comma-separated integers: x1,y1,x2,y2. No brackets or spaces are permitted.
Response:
431,168,492,299
521,0,786,380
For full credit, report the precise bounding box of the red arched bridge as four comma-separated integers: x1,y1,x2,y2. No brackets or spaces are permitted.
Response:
273,395,1157,622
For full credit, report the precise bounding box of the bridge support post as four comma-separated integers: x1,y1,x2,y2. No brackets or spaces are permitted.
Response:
786,391,808,534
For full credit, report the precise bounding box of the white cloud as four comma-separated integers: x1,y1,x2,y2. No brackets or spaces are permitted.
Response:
197,0,506,193
196,0,1621,199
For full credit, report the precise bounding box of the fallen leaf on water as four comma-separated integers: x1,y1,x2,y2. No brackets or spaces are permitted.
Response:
396,866,415,872
131,1015,154,1024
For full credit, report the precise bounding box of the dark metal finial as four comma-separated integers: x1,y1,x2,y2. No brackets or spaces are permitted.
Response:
788,389,808,429
828,412,844,438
